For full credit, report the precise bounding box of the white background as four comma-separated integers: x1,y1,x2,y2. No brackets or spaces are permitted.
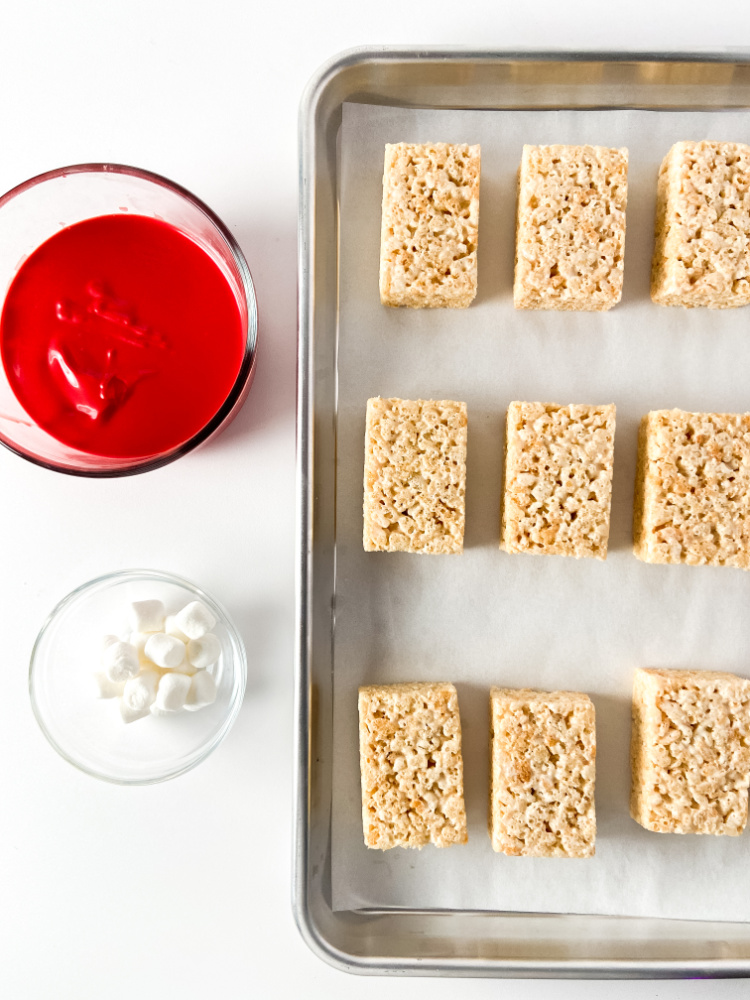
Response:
2,2,750,998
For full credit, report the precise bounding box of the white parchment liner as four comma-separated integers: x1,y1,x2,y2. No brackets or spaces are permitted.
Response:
332,102,750,920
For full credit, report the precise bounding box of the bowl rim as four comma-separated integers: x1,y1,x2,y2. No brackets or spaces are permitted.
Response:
0,162,258,478
28,567,248,784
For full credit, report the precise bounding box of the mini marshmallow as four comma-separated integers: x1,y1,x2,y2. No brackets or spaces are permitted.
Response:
164,614,189,643
102,641,140,683
154,672,191,712
186,633,221,670
128,599,165,634
129,631,152,663
184,670,218,711
120,698,151,724
94,671,125,699
103,634,121,650
144,633,186,669
122,670,159,715
174,601,216,640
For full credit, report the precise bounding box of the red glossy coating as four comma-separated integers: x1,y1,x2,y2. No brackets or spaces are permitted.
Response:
1,214,244,459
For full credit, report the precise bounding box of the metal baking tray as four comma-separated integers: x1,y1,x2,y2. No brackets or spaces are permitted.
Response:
294,47,750,978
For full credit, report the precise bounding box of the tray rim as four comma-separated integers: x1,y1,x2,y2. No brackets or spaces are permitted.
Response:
294,44,750,979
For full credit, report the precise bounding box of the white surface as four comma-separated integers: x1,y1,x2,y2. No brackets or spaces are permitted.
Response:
332,104,750,921
2,1,750,997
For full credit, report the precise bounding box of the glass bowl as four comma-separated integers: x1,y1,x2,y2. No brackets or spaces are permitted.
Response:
29,569,247,784
0,164,257,476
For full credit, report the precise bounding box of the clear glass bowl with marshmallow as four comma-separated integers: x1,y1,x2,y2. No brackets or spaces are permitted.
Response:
29,569,246,784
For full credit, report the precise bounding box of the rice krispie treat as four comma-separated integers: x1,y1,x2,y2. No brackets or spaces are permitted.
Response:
501,401,616,559
358,682,468,850
514,144,628,311
631,668,750,835
363,396,467,554
379,142,480,308
489,688,596,857
633,409,750,568
651,141,750,308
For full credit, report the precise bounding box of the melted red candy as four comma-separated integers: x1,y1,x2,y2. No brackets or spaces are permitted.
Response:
1,214,244,458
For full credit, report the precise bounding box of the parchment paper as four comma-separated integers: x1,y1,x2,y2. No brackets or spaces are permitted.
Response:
332,102,750,920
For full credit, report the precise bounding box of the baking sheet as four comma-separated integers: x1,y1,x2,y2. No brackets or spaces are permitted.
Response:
332,102,750,921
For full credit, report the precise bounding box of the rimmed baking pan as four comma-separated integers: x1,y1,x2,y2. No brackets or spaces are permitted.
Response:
295,47,750,977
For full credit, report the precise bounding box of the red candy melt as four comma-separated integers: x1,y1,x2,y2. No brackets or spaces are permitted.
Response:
0,214,244,459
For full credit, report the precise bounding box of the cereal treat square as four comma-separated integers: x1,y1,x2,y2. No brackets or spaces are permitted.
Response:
363,397,467,554
651,141,750,308
489,688,596,857
379,142,480,308
358,682,468,850
631,668,750,835
633,409,750,568
514,144,628,311
501,401,616,559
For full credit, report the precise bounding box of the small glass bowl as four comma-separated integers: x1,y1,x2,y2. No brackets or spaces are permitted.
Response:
29,569,247,784
0,164,258,476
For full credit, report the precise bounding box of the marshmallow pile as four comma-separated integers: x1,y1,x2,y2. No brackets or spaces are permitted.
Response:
94,598,220,723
